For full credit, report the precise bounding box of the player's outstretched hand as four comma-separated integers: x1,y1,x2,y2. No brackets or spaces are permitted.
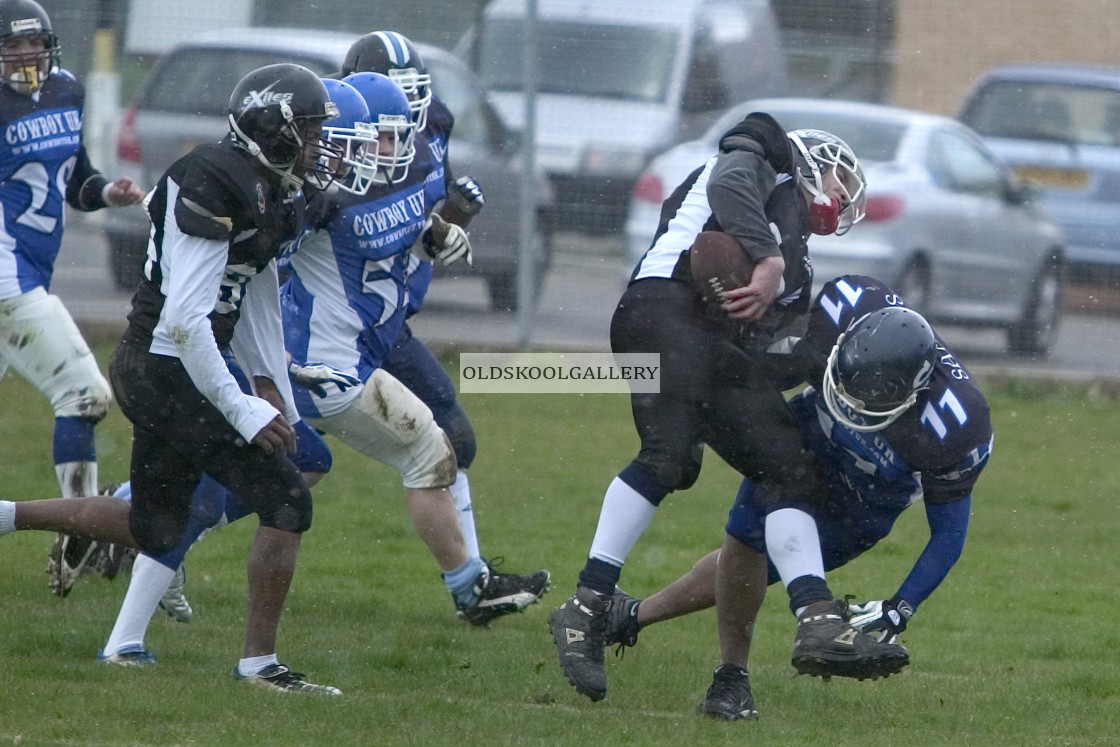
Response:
423,213,473,267
448,175,485,216
847,597,913,644
288,361,362,398
105,177,146,206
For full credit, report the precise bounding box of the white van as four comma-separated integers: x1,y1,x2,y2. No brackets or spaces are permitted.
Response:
469,0,788,234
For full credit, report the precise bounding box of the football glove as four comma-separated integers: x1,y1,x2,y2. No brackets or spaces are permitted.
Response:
447,175,485,216
420,213,473,267
288,361,361,398
846,596,913,644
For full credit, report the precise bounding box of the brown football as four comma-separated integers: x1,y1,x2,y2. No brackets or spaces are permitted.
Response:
689,231,755,309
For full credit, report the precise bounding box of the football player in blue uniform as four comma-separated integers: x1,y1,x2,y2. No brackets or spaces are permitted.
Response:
1,62,345,694
282,70,549,627
0,0,145,596
601,275,993,720
340,30,501,586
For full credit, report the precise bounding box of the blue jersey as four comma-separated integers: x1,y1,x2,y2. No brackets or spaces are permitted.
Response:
801,275,993,504
727,275,993,584
0,69,108,299
282,169,429,418
403,95,453,317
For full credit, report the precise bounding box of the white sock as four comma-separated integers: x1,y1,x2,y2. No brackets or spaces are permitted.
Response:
588,477,657,567
0,500,15,536
449,470,481,559
238,654,278,677
103,554,176,655
765,507,826,588
55,460,97,499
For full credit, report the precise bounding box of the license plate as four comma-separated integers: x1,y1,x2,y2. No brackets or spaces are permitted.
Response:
1013,166,1089,190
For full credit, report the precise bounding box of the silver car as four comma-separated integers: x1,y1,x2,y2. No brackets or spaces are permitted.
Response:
100,27,554,311
959,63,1120,277
626,98,1066,356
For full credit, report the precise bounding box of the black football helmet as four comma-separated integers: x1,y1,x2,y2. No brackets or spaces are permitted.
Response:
788,129,866,236
341,31,432,131
822,306,937,432
228,63,341,192
0,0,60,95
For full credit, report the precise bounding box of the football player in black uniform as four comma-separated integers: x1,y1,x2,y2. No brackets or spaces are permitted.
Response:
548,114,909,703
0,63,344,694
603,276,993,719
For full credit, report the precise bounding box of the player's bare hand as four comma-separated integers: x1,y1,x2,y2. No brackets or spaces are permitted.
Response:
105,177,146,206
723,255,784,321
251,415,296,455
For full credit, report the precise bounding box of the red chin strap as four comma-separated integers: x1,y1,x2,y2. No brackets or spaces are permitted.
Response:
809,194,840,235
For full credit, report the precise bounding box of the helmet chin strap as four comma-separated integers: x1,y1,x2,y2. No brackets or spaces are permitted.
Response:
6,64,43,95
227,114,303,191
808,193,840,235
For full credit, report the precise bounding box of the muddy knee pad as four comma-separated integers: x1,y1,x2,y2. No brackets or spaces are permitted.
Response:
316,369,456,489
30,294,112,422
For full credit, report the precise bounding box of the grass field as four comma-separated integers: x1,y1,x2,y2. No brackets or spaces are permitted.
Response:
1,346,1118,746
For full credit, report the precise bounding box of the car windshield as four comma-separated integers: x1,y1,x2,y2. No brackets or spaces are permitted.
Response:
142,48,338,116
961,80,1120,147
479,19,678,103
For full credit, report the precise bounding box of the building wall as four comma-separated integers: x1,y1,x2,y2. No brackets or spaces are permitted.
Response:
893,0,1120,115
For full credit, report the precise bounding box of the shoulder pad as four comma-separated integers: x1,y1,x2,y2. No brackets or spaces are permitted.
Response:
173,142,274,241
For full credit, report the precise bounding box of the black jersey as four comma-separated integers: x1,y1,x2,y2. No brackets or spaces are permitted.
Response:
798,275,994,502
124,135,304,350
631,112,813,343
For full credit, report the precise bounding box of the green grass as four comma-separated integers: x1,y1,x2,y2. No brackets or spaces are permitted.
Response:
1,347,1119,745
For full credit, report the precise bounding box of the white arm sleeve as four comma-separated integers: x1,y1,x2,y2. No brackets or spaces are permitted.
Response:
162,231,279,443
230,259,300,425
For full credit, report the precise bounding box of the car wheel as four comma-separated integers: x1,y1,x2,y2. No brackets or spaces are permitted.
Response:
895,259,932,312
1008,257,1062,357
108,236,147,291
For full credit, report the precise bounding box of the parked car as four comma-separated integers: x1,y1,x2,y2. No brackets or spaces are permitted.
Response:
626,98,1066,356
958,63,1120,279
466,0,787,235
101,27,554,311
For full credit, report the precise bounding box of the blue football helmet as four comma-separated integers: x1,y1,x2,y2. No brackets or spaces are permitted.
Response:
342,72,417,185
822,306,936,432
320,78,378,195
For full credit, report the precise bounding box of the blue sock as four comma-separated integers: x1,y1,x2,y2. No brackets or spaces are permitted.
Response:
443,556,484,608
53,417,96,464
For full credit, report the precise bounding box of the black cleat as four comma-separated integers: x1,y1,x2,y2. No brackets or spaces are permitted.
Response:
791,600,910,680
604,588,641,648
233,663,341,696
698,664,758,721
548,586,611,701
458,562,550,627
